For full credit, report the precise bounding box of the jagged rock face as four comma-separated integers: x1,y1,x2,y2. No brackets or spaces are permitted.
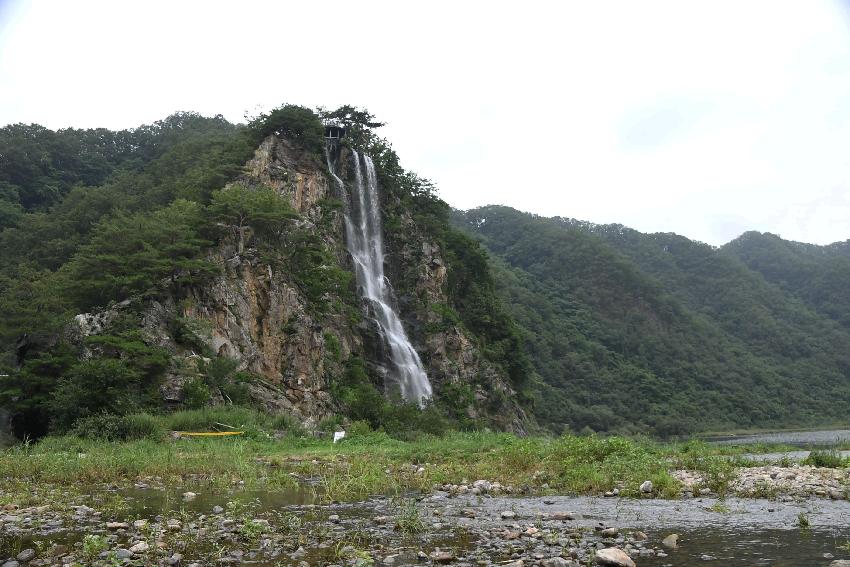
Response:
393,232,527,433
170,250,348,422
70,134,526,430
148,137,356,424
243,136,329,218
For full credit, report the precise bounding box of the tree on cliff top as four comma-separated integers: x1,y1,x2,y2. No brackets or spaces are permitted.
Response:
208,184,297,253
247,105,324,154
319,105,385,129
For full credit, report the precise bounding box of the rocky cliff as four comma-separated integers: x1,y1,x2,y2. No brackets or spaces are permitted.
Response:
69,135,527,431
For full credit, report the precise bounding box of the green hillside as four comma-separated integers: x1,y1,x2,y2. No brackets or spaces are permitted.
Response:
454,206,850,435
725,231,850,331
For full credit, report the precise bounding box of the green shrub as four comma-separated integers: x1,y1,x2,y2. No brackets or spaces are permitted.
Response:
346,420,373,438
170,316,213,356
393,498,425,534
219,373,252,406
182,378,211,409
186,356,255,407
324,332,342,361
120,413,166,441
672,447,736,496
317,415,345,432
70,414,126,441
82,534,109,561
332,357,451,440
544,434,680,496
70,413,164,441
49,357,159,432
269,413,306,436
803,449,846,468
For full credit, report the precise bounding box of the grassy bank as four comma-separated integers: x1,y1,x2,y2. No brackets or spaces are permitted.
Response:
1,432,683,499
7,408,848,502
0,408,781,501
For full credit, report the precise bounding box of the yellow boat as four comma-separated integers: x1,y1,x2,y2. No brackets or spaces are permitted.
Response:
173,431,244,437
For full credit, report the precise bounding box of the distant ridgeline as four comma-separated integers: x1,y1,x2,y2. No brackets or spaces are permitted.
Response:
0,106,529,440
453,206,850,436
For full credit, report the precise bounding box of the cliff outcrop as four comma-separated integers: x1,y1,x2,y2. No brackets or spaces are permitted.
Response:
69,135,528,430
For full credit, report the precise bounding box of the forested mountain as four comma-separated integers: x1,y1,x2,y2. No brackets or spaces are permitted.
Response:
454,206,850,435
725,231,850,331
0,108,528,440
4,109,849,441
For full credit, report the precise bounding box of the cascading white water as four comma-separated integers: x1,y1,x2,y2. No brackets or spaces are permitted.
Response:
326,148,433,405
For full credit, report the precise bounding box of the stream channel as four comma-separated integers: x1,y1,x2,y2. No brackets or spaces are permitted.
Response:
3,429,850,565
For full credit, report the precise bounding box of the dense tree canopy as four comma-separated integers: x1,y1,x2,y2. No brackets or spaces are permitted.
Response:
0,109,315,434
455,206,850,436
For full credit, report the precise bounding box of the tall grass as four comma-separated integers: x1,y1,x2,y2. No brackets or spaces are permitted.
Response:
14,417,810,501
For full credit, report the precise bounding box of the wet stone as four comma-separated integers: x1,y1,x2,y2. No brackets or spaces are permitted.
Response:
51,545,68,557
594,548,635,567
129,541,150,554
106,521,129,530
430,551,455,563
290,546,306,560
662,533,679,549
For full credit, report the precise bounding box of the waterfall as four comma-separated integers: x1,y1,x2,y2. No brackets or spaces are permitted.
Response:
326,148,433,406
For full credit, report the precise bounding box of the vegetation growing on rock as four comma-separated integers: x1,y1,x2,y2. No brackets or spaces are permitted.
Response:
0,106,527,439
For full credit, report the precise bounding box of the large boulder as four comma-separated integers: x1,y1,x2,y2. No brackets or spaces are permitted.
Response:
595,548,636,567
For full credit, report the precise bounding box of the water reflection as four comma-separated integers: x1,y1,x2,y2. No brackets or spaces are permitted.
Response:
706,429,850,447
641,528,850,566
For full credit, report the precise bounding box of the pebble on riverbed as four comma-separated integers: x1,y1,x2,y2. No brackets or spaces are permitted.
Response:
436,479,513,496
675,464,850,499
11,468,850,567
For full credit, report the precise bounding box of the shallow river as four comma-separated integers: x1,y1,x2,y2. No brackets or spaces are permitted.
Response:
705,428,850,447
4,484,849,566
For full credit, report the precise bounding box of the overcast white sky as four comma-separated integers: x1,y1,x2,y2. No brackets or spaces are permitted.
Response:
2,0,850,245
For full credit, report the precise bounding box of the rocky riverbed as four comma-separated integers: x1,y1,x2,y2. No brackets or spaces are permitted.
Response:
3,466,850,566
674,464,850,500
